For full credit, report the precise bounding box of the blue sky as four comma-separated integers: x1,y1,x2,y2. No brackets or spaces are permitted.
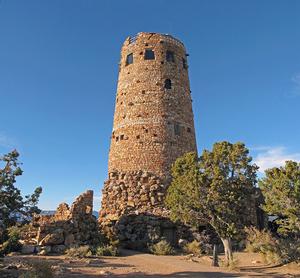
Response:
1,0,299,210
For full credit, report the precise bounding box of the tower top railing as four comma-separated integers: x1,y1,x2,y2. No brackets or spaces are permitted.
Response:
128,32,185,48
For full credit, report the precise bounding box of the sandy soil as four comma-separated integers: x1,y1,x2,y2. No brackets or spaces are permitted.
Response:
2,250,300,277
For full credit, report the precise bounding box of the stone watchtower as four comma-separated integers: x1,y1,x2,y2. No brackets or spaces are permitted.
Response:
99,33,197,243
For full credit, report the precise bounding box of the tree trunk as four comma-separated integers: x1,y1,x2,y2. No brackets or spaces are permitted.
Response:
221,237,233,265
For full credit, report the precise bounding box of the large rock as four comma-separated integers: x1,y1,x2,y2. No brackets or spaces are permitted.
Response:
21,245,36,254
64,233,75,246
39,229,64,245
51,245,66,254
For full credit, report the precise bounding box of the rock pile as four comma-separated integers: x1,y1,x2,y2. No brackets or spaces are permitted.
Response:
21,190,99,254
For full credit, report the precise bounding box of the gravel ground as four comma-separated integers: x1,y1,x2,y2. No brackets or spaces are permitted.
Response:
1,250,299,277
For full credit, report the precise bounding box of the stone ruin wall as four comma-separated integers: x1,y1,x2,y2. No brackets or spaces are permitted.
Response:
21,190,98,254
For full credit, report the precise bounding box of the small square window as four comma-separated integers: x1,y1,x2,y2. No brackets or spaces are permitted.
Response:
174,123,180,136
126,53,133,65
187,127,191,133
166,51,175,62
144,49,155,60
120,135,124,140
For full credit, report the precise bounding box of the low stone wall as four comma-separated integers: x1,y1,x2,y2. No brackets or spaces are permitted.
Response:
99,170,179,249
21,190,99,254
99,170,170,223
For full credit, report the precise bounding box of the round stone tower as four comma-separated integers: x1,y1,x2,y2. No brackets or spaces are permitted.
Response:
100,32,197,234
109,32,197,179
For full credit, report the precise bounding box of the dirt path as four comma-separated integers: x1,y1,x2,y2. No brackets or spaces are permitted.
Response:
3,250,299,277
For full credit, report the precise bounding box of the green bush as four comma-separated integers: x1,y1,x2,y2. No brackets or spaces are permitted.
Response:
277,238,300,263
226,257,240,270
183,240,202,256
244,226,300,264
95,244,118,256
150,240,174,256
0,226,22,256
20,260,54,278
65,246,92,258
244,226,277,253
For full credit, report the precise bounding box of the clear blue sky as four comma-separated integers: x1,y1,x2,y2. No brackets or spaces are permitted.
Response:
1,0,300,210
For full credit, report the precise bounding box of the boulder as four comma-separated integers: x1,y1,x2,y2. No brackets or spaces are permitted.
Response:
64,233,75,246
21,245,36,254
52,245,66,254
37,246,51,255
39,229,64,245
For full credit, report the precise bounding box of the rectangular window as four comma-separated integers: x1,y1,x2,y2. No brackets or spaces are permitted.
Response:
164,79,172,89
182,58,188,69
144,49,155,60
166,51,175,62
174,123,180,136
126,53,133,65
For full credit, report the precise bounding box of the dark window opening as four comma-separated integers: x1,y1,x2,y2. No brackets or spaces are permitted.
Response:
153,133,157,137
183,58,188,69
116,136,119,142
144,49,155,60
126,53,133,65
145,129,148,133
120,135,124,140
187,127,191,133
136,135,140,139
174,123,180,136
166,51,175,62
164,79,172,89
142,177,149,183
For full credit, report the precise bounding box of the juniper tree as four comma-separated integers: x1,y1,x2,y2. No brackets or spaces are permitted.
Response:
0,150,42,233
166,142,259,264
259,160,300,236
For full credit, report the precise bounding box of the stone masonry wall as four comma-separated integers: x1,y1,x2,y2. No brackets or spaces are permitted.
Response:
21,190,98,254
99,170,169,223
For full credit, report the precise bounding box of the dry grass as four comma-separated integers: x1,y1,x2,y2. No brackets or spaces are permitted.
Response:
150,240,175,256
